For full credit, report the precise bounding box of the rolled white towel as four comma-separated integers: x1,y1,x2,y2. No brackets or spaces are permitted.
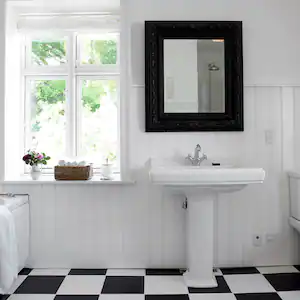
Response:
0,206,18,293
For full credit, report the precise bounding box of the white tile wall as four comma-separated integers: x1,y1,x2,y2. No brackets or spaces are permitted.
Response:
2,86,299,269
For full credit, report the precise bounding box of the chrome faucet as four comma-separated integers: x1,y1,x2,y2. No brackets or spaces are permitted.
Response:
186,144,207,166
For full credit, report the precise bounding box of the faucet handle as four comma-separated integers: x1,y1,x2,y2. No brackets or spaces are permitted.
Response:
186,154,192,160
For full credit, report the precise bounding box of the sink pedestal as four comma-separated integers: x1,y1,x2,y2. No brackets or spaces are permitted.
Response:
149,159,265,288
183,191,217,288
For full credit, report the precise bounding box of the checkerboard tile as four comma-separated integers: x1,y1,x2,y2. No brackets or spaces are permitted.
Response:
14,276,65,294
100,296,144,300
221,267,260,275
102,276,144,294
55,296,98,300
279,291,300,300
145,275,188,295
2,266,300,299
257,266,300,274
223,274,275,294
8,296,55,300
294,265,300,272
57,275,105,295
145,296,189,300
235,294,281,299
264,273,300,291
189,295,236,300
69,269,107,276
18,269,32,276
30,269,70,276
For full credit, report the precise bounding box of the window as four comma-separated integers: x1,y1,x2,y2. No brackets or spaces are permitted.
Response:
22,33,120,171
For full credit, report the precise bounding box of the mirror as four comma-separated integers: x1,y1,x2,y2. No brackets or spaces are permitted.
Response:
164,39,225,113
145,21,244,132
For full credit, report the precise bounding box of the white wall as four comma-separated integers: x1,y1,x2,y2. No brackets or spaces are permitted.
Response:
130,0,300,87
1,0,300,268
5,3,22,179
0,2,6,183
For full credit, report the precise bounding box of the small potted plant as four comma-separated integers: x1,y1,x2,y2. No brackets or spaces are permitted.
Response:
101,152,116,180
22,150,51,180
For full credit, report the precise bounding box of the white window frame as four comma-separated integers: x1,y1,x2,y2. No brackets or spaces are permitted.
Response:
21,31,120,174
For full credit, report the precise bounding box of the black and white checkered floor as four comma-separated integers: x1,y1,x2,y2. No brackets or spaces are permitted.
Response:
1,266,300,299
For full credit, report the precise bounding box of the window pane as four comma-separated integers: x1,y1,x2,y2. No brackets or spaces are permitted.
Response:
31,39,67,66
28,80,66,166
79,79,118,164
78,34,118,65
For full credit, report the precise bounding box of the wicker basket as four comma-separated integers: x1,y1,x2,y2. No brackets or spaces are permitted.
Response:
54,165,93,181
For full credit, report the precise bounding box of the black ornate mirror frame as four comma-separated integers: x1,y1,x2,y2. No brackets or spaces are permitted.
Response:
145,21,244,132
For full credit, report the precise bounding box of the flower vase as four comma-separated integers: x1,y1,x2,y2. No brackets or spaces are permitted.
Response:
30,165,42,180
101,163,113,180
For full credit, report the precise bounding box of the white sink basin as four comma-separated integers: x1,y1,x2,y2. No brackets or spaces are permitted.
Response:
150,165,265,187
149,160,265,288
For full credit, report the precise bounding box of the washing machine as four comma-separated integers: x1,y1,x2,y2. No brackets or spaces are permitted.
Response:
0,194,30,271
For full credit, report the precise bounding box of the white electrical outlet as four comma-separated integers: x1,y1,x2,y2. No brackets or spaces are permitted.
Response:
253,234,263,247
265,130,274,145
266,233,276,242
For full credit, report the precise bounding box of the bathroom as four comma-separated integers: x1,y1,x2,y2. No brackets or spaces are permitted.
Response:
1,0,300,299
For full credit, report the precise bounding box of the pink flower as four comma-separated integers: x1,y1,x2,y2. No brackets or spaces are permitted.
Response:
37,154,44,160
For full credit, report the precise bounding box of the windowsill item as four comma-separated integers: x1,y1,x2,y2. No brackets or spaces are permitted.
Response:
101,163,113,180
30,165,42,180
3,174,135,185
54,165,93,181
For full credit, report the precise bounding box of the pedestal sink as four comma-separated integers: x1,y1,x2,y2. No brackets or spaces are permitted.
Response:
149,160,265,288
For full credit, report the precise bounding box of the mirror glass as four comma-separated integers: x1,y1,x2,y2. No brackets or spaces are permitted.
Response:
164,39,225,113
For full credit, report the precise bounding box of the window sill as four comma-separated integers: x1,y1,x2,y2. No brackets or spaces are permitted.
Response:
3,174,135,185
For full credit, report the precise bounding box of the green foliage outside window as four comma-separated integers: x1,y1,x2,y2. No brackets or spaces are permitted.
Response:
32,41,67,66
31,38,117,115
82,39,117,65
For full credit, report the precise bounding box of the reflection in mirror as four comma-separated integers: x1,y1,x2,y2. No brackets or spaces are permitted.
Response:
164,39,225,113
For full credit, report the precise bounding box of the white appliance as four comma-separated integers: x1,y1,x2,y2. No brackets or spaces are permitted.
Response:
0,195,30,271
288,171,300,232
